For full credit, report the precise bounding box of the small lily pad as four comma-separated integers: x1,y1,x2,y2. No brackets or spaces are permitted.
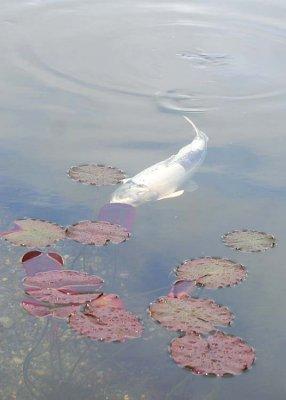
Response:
68,164,126,186
69,296,143,342
149,296,233,334
21,299,81,319
21,251,64,276
1,219,65,247
66,220,130,246
176,257,246,289
170,332,255,376
222,230,276,252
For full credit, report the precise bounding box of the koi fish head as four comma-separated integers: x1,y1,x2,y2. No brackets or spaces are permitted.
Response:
110,181,156,206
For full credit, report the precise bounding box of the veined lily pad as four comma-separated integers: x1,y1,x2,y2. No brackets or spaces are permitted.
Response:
21,251,64,276
21,299,81,319
68,164,126,186
170,332,255,376
176,258,246,289
1,219,65,247
222,230,276,252
69,296,143,342
23,270,103,289
66,220,130,246
149,297,233,334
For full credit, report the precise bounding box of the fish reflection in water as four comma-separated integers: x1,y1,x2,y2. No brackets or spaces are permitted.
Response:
99,117,208,231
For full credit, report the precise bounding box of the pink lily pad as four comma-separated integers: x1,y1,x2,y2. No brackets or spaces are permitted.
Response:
25,288,102,305
21,251,64,276
66,220,130,246
149,296,233,334
68,164,126,186
176,257,246,289
170,332,255,376
222,230,276,252
21,299,81,319
0,219,65,247
69,297,143,342
23,270,103,289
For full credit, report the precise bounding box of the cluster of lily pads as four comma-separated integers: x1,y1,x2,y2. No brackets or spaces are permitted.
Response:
0,162,277,377
148,226,276,376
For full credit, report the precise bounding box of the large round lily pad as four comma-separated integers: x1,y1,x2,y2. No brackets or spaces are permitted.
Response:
149,297,233,334
69,296,143,342
1,219,65,247
170,332,255,376
222,230,276,252
66,220,130,246
176,257,246,289
68,164,126,186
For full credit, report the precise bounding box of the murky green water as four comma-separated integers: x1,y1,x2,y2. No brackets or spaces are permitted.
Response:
0,0,286,399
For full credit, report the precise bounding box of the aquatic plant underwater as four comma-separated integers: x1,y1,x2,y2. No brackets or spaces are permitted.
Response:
0,117,277,385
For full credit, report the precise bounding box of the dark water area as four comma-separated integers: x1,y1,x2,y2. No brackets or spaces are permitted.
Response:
0,0,286,399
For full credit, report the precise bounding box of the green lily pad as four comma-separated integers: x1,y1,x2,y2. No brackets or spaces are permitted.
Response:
1,219,65,247
222,230,276,252
149,296,233,334
176,257,246,289
68,164,126,186
170,331,255,376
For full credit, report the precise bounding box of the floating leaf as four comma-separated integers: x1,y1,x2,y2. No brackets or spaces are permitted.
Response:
1,219,65,247
149,297,232,334
176,257,246,289
170,332,255,376
68,164,126,186
168,280,196,299
25,288,102,305
21,299,81,319
222,230,276,252
21,251,64,276
66,220,130,246
69,296,143,342
23,270,103,289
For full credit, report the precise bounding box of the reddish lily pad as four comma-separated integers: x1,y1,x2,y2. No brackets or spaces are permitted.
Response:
170,332,255,376
149,297,233,334
23,270,103,289
69,296,143,342
21,299,81,319
68,164,126,186
176,257,246,289
222,230,276,252
66,220,130,246
25,288,102,305
21,251,64,276
1,219,65,247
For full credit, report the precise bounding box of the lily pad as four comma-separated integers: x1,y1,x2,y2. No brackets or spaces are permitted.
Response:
176,257,246,289
170,332,255,376
222,230,276,252
149,297,233,334
21,251,64,276
66,220,130,246
23,270,103,289
69,296,143,342
68,164,126,186
1,219,65,247
168,280,196,299
21,299,81,319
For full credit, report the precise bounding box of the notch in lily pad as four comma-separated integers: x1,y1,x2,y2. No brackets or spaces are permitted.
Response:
68,164,126,186
170,331,255,376
222,230,276,253
0,219,66,247
176,257,246,289
66,220,130,246
21,251,64,276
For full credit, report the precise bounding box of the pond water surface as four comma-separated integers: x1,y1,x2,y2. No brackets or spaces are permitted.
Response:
0,0,286,399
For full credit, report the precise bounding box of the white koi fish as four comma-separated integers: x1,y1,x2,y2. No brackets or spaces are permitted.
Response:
110,116,208,206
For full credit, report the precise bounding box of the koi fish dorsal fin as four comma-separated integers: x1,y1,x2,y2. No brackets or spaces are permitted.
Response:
158,190,184,200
